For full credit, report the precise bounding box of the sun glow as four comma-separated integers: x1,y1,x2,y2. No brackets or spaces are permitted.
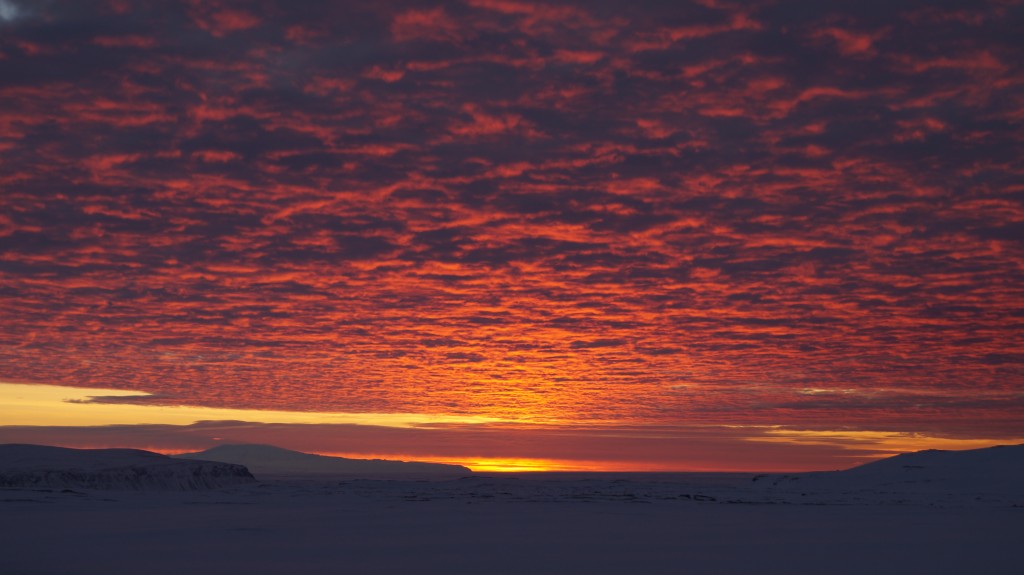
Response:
314,452,696,472
457,457,587,472
448,457,698,473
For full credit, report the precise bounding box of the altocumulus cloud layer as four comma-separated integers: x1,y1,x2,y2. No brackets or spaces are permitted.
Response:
1,0,1022,445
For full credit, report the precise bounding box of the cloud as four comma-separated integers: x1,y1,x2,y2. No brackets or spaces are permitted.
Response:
0,0,1021,448
0,0,20,22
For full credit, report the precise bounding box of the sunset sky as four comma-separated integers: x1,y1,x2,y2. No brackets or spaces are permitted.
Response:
1,0,1022,472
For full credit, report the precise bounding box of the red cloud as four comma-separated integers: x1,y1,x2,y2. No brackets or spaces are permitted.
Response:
1,0,1022,467
188,2,261,37
391,7,464,43
810,26,886,56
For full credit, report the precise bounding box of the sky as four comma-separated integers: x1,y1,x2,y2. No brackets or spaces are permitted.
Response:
1,0,1022,472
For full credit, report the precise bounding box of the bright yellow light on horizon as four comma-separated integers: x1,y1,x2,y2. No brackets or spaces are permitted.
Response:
316,453,640,472
0,381,506,428
444,457,584,472
468,456,573,470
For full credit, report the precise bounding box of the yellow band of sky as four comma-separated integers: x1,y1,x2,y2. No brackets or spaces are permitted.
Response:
0,381,505,428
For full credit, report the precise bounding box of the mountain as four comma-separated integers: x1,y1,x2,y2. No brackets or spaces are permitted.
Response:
754,443,1024,495
0,444,255,490
836,443,1024,490
174,444,472,478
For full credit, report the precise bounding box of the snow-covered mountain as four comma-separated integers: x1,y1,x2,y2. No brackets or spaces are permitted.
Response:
0,444,255,490
754,443,1024,496
175,444,472,478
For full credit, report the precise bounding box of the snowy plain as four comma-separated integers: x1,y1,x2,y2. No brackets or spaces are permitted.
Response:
1,445,1022,575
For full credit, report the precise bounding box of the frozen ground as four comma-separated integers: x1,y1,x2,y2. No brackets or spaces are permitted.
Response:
1,444,1022,574
2,471,1022,575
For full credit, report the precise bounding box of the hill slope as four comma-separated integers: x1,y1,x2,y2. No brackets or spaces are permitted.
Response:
175,444,472,478
755,443,1024,496
0,444,255,490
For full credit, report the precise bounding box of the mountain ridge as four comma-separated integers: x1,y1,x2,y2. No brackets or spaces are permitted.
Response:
174,444,472,478
0,444,255,490
753,443,1024,494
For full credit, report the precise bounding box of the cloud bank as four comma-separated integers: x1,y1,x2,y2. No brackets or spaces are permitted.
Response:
1,1,1022,465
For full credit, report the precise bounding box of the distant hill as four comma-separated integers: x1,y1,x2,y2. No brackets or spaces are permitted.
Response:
754,443,1024,494
0,444,255,490
848,443,1024,474
174,444,472,478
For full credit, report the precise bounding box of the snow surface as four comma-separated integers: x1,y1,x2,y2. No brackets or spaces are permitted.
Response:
1,444,1021,574
0,444,255,490
174,443,471,478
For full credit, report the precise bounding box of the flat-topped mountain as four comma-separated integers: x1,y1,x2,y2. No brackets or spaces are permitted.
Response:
0,444,255,490
174,444,472,478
